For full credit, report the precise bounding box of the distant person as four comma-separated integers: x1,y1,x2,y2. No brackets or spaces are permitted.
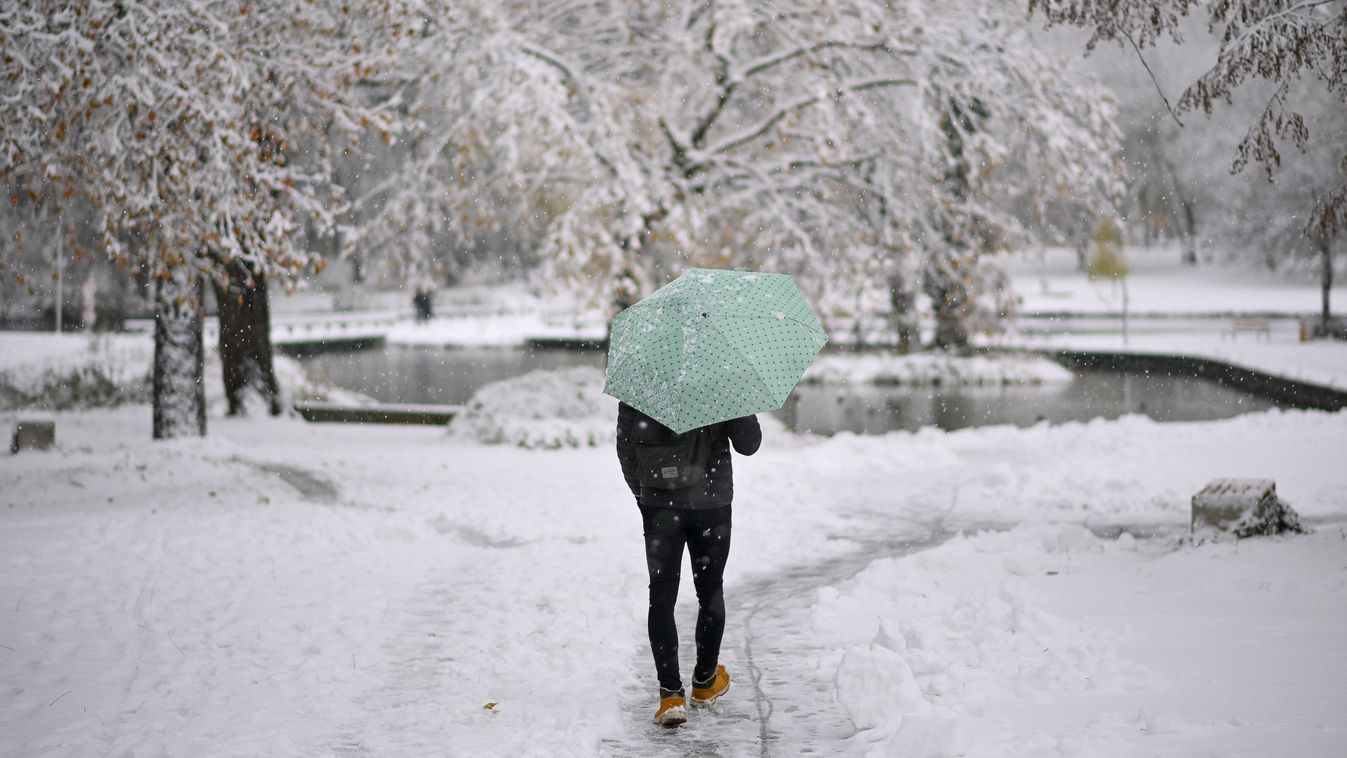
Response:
615,401,762,726
412,289,434,321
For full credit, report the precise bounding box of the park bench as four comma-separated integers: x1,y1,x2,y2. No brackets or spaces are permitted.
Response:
1225,317,1271,341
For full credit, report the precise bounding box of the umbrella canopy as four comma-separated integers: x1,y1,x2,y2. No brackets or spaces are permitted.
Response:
603,268,828,433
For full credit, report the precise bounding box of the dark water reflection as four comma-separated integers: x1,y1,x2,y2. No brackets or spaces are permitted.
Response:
297,347,1275,434
299,346,605,406
780,373,1275,435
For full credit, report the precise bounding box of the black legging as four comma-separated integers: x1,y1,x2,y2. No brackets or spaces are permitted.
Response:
640,504,732,694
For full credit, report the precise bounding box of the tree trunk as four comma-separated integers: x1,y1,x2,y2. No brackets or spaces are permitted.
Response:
852,286,867,349
340,227,365,285
1180,199,1198,266
888,271,918,354
924,251,975,351
1322,238,1334,335
153,266,207,439
930,291,971,349
1122,278,1130,348
927,101,979,351
214,262,281,416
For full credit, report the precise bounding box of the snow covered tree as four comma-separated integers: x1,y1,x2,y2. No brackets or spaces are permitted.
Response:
1222,91,1345,331
1,1,416,433
1124,118,1213,263
1029,0,1347,328
1086,217,1132,344
383,0,1122,350
348,7,577,295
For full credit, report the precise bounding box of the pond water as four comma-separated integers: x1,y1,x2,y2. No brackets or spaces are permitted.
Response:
296,346,1275,435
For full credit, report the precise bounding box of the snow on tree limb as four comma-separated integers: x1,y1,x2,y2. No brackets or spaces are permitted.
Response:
1030,0,1347,239
378,0,1121,343
0,0,421,287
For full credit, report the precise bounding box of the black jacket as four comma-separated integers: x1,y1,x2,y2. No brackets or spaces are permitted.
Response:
616,401,761,509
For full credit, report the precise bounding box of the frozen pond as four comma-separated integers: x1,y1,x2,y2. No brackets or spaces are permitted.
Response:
296,346,1275,435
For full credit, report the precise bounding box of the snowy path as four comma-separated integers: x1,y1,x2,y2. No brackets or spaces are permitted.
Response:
732,528,957,757
599,521,962,758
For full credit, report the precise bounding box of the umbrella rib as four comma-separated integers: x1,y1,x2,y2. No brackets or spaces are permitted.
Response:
705,318,779,408
733,311,828,338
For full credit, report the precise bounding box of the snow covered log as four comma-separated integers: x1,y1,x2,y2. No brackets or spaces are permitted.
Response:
1191,479,1305,538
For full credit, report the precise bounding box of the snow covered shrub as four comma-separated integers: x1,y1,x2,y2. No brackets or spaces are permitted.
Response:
449,367,617,449
271,355,373,407
0,365,150,410
1087,219,1129,282
0,335,152,410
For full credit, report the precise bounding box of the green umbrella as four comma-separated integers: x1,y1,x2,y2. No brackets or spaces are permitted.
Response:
603,268,828,433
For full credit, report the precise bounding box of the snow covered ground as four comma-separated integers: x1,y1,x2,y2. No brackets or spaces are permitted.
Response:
2,365,1346,757
1003,245,1345,318
994,247,1347,390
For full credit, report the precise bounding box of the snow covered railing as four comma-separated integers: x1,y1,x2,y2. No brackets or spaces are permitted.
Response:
435,302,525,318
127,312,405,347
265,313,402,346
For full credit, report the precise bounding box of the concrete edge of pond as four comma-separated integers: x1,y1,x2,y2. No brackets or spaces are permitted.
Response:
294,400,461,425
1040,349,1347,412
277,336,386,357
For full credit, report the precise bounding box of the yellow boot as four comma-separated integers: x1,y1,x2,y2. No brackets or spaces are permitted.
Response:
653,691,687,726
691,665,730,707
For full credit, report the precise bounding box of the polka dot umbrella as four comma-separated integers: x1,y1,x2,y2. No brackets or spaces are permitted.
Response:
603,268,829,434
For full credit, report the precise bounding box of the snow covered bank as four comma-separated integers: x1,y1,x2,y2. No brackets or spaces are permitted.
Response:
0,331,370,411
816,524,1347,757
1012,331,1347,392
803,351,1073,386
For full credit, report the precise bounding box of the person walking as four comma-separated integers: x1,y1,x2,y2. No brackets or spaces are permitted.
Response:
616,400,761,726
601,268,825,725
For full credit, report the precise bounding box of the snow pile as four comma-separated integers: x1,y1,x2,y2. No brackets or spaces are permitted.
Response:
814,525,1151,756
0,333,152,409
448,367,617,448
802,351,1073,386
272,354,374,406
